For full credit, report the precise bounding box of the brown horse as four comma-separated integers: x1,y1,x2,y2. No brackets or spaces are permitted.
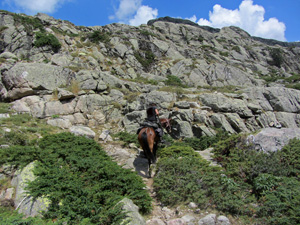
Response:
138,118,172,176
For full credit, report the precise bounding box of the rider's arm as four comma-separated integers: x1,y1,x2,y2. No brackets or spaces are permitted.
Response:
155,108,159,116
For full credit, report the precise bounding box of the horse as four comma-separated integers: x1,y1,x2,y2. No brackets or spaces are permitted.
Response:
137,118,172,177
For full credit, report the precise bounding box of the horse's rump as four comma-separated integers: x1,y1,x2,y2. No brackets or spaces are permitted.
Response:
138,127,157,164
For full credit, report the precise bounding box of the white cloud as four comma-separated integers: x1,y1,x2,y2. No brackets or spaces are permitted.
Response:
114,0,142,21
112,0,157,25
6,0,68,14
197,0,286,41
129,5,158,26
186,15,197,23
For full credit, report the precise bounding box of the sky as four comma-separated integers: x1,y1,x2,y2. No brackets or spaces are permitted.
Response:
1,0,299,42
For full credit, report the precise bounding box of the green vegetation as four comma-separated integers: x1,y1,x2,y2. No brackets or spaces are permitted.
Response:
232,45,241,53
198,85,240,93
51,26,79,38
0,103,11,114
219,51,229,57
131,75,159,85
0,112,61,147
113,131,140,147
34,31,61,53
197,35,204,42
0,208,53,225
0,26,8,33
154,133,300,224
12,13,44,33
259,71,300,90
86,30,111,44
269,48,283,68
177,131,229,151
0,106,151,224
0,132,151,224
164,75,187,88
134,50,155,71
139,29,157,37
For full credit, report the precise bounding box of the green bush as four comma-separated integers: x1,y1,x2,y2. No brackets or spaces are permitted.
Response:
134,51,155,71
1,133,152,224
164,75,185,87
0,145,38,170
155,135,300,223
34,32,61,53
269,48,283,68
181,131,229,151
87,30,110,43
285,83,300,90
154,157,213,206
12,13,44,33
256,176,300,224
154,156,251,214
277,138,300,179
158,145,200,159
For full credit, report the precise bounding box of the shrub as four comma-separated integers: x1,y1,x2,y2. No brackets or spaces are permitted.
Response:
12,14,44,33
1,133,152,224
154,156,251,214
87,30,110,43
232,45,241,53
256,176,300,225
181,131,229,151
269,48,283,68
285,83,300,90
154,157,213,206
134,51,155,71
219,51,229,57
158,145,201,159
0,145,38,170
34,32,61,53
139,29,157,37
164,75,184,87
277,138,300,179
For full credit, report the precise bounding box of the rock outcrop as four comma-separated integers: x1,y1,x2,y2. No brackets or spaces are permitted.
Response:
0,10,299,138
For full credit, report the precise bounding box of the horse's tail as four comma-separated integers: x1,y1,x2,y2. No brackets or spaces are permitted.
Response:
141,130,155,164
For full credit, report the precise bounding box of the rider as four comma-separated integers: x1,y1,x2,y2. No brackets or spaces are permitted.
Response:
145,103,165,143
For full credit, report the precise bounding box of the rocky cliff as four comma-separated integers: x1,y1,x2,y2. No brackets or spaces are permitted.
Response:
1,11,300,136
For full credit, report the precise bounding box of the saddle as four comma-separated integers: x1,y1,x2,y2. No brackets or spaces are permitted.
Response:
136,121,161,136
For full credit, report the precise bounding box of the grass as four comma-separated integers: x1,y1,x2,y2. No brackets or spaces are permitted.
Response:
0,103,63,145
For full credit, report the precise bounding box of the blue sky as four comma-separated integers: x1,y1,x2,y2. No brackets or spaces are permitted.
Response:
1,0,299,42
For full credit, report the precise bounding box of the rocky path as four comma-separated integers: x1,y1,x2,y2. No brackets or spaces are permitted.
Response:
102,143,232,224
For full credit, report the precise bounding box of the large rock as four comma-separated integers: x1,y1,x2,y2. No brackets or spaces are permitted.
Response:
243,87,300,113
123,111,145,133
69,125,96,139
139,90,177,109
75,94,112,113
199,93,253,118
120,198,146,225
1,62,73,100
263,87,300,113
76,70,107,91
11,162,50,217
247,128,300,152
171,120,194,139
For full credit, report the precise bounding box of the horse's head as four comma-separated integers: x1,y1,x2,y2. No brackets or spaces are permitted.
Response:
160,118,172,133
